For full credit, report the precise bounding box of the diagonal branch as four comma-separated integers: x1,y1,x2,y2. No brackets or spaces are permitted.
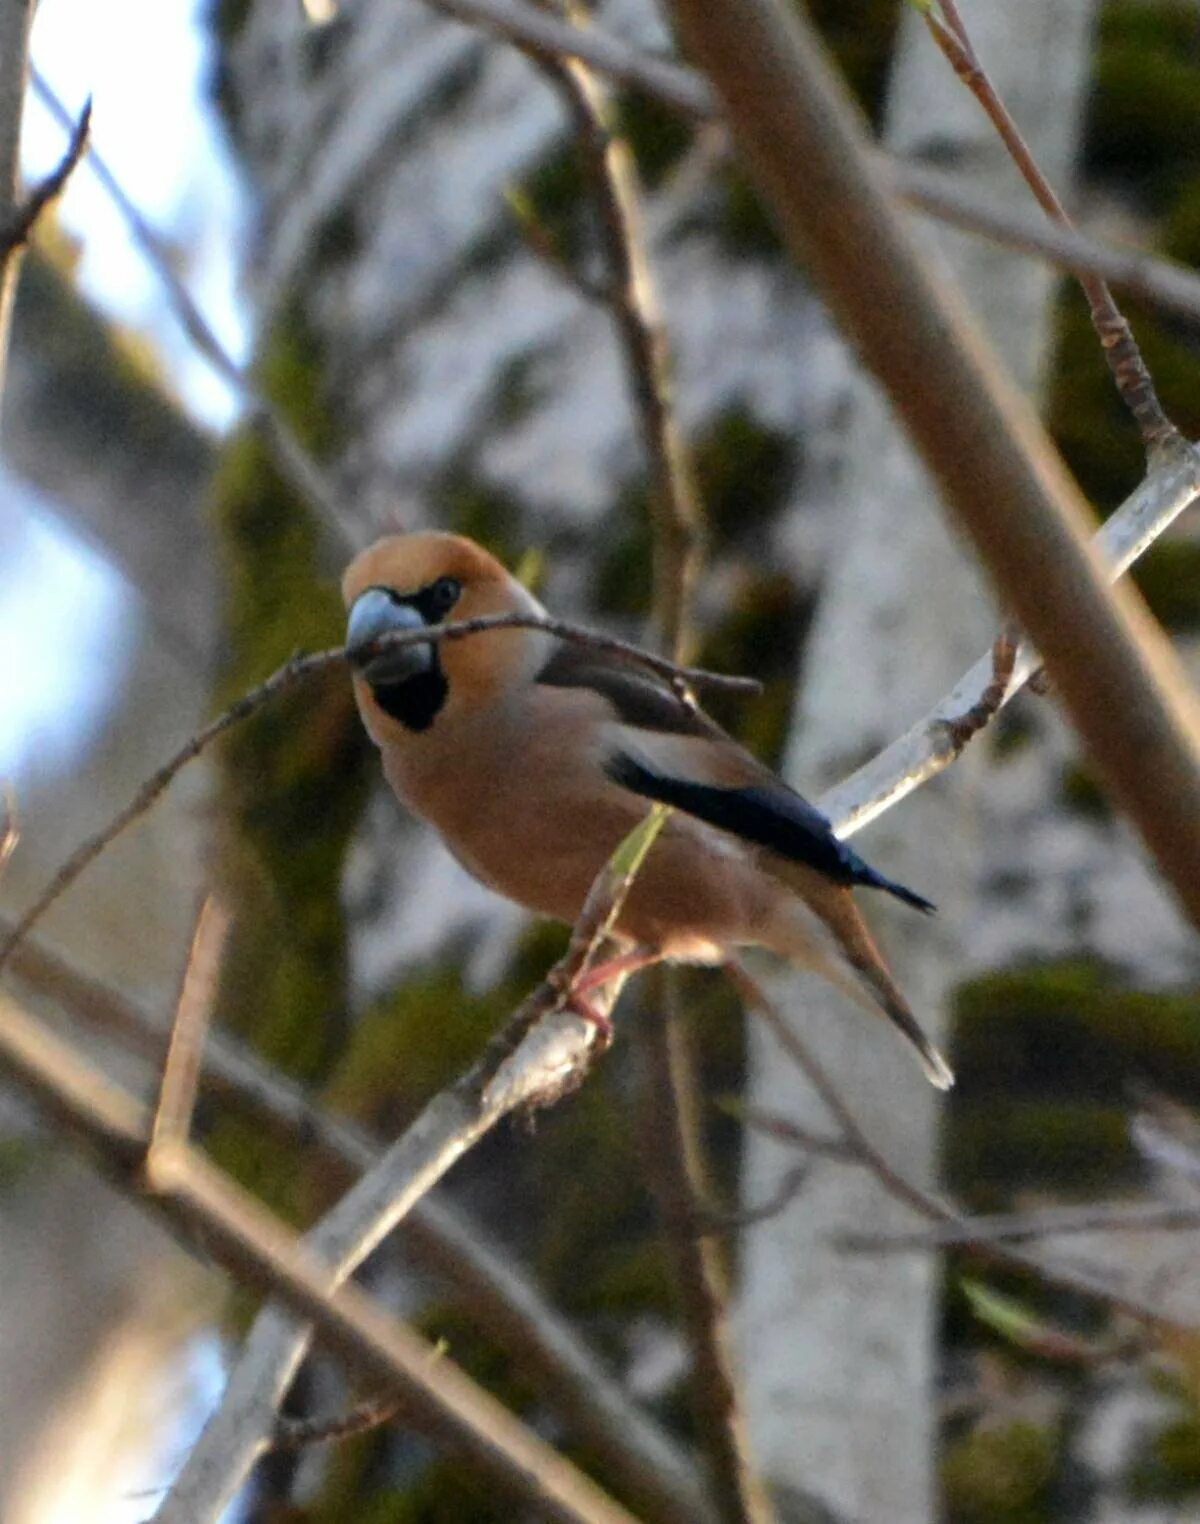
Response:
147,898,231,1164
529,32,772,1523
0,97,90,258
666,0,1200,928
0,985,639,1524
0,0,36,408
1,918,709,1524
919,0,1174,452
31,70,358,554
152,810,674,1523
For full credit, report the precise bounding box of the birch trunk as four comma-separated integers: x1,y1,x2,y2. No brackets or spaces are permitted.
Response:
736,5,1098,1519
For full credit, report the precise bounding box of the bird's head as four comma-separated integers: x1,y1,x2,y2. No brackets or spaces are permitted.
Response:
342,532,546,733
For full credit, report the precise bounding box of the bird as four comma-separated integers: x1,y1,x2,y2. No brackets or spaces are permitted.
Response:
342,531,953,1089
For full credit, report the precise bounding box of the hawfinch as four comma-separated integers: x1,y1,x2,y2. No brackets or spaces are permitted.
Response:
343,532,952,1089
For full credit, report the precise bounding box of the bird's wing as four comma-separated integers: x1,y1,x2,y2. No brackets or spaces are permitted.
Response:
536,642,934,913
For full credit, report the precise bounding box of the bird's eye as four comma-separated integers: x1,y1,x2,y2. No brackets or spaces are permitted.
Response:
429,576,462,615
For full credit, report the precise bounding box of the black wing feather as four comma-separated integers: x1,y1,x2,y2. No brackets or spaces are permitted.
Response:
536,639,935,915
606,753,935,915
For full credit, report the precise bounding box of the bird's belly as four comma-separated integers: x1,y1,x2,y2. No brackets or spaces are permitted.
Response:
385,726,772,959
429,781,765,959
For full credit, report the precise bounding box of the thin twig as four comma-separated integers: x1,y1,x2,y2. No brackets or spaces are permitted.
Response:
942,619,1019,749
695,1164,811,1237
922,0,1176,453
0,986,640,1524
0,0,36,408
31,70,357,551
272,1388,407,1450
2,918,709,1524
534,29,768,1522
0,614,754,977
152,811,671,1524
540,40,705,656
0,98,90,256
0,784,17,881
730,963,1191,1331
838,1200,1200,1253
147,897,231,1166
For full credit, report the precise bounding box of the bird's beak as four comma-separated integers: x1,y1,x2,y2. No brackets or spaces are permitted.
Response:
346,588,433,686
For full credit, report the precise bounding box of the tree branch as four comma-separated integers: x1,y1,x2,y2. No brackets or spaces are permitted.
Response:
31,69,358,555
0,0,36,406
2,920,711,1524
921,0,1175,452
665,0,1200,927
0,984,639,1524
151,810,672,1522
0,613,755,976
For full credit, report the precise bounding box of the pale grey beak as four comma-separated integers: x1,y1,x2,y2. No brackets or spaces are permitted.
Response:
346,588,432,686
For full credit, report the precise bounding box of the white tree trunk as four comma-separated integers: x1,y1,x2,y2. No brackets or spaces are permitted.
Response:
736,4,1098,1519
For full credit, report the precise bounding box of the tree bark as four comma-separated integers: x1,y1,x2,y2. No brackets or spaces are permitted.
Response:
735,4,1098,1519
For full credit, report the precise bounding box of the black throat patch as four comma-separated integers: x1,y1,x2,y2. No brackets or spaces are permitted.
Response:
371,664,448,731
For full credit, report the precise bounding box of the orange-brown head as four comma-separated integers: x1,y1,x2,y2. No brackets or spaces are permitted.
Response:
343,532,547,737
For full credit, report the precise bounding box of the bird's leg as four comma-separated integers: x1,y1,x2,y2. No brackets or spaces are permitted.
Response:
570,946,665,996
555,947,665,1050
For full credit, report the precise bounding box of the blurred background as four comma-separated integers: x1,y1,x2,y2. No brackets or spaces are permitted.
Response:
1,0,1198,1520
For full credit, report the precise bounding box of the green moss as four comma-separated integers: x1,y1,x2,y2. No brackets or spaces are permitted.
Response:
699,573,809,765
804,0,904,125
948,1101,1132,1195
1085,1,1200,208
614,91,694,190
942,1421,1059,1523
12,253,210,478
710,164,786,261
1059,761,1112,821
1132,539,1200,632
1161,177,1200,267
696,405,800,546
322,962,518,1123
1130,1412,1200,1499
518,140,591,265
204,315,372,1213
431,465,526,564
947,962,1200,1199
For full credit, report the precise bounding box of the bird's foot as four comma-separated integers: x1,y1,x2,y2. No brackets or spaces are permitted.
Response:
564,991,615,1051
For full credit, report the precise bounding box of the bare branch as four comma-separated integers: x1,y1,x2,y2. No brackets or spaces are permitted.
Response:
838,1200,1200,1253
819,446,1200,838
922,0,1175,452
272,1388,407,1450
731,964,1193,1333
659,0,1200,925
31,70,358,553
0,97,90,256
147,898,231,1167
0,956,651,1522
0,614,755,977
0,0,36,406
889,158,1200,332
2,919,710,1524
153,810,672,1523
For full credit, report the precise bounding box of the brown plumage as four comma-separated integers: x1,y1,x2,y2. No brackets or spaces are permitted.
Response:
343,531,953,1088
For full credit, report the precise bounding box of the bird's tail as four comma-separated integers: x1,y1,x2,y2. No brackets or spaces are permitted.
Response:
761,873,955,1090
